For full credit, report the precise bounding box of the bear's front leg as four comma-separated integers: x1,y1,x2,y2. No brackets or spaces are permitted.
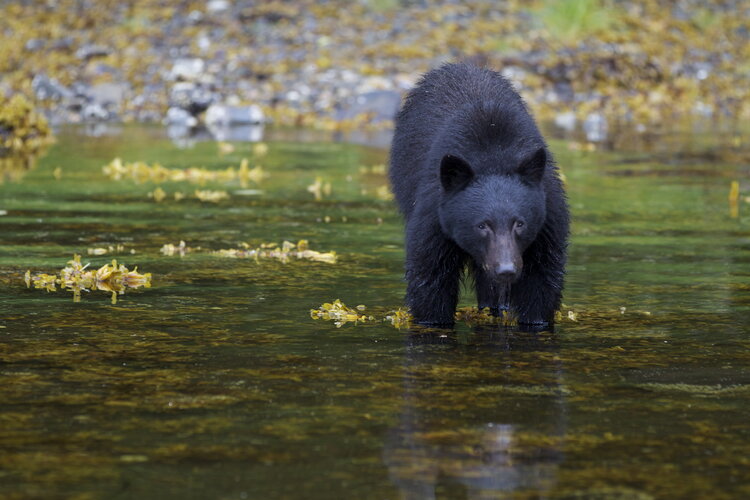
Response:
509,264,564,328
404,222,465,326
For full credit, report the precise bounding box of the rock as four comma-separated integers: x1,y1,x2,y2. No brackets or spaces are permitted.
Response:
208,124,264,142
205,103,265,126
24,38,45,52
583,112,608,142
32,74,74,101
89,82,129,107
82,103,109,121
169,82,217,114
553,111,576,132
75,44,111,61
207,0,230,14
197,33,211,52
553,82,575,103
168,58,205,81
51,37,75,51
337,90,402,122
501,66,527,85
164,107,198,128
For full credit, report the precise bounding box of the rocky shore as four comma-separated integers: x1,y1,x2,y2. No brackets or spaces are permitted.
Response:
1,0,748,145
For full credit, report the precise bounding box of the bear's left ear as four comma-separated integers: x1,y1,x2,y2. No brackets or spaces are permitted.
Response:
440,154,474,193
518,147,546,184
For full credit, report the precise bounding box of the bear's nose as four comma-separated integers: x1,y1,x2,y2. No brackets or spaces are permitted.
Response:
494,262,517,278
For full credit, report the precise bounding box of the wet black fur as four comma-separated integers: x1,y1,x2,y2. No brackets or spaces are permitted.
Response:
389,63,569,327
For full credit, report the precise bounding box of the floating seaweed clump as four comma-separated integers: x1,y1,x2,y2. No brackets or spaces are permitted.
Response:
87,244,134,256
455,307,516,326
160,240,337,264
24,254,151,304
214,240,337,264
310,300,373,328
103,158,267,187
315,303,582,328
385,308,412,329
160,240,194,257
0,94,53,156
194,189,229,203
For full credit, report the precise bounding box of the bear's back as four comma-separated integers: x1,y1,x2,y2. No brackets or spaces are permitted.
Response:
389,64,528,216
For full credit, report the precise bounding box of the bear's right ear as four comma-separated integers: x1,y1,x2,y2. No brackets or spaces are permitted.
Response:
440,155,474,193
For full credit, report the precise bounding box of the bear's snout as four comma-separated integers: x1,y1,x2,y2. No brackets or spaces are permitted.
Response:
487,233,522,283
494,262,517,279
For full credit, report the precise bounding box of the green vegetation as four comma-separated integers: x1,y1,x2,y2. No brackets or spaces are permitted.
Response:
535,0,619,43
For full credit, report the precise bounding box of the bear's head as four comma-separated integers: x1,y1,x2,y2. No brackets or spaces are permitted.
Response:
437,147,547,284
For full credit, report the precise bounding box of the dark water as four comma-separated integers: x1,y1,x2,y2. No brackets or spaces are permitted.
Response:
1,125,749,499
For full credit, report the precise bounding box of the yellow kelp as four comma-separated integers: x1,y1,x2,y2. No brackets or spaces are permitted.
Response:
160,240,337,264
213,240,337,264
310,300,373,328
102,157,267,187
25,254,151,304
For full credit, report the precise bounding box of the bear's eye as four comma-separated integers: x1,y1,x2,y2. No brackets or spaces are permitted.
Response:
514,220,525,229
477,223,487,231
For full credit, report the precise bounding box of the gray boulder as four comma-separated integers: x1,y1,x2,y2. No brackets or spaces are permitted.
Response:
205,103,265,126
32,74,74,101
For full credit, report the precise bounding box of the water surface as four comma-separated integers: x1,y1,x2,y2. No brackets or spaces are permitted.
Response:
1,125,749,499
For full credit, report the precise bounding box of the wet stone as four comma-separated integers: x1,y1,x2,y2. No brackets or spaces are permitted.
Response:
24,38,45,52
164,106,198,128
168,58,206,81
89,83,129,107
205,103,265,127
169,82,217,114
75,44,111,61
32,75,74,101
583,112,608,143
81,103,110,122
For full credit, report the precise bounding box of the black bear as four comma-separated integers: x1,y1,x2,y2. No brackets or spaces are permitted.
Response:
389,63,569,327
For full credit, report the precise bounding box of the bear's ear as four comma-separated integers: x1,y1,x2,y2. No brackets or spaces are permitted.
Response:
440,154,474,193
518,147,546,184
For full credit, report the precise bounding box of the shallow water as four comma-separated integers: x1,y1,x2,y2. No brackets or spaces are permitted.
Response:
1,125,749,499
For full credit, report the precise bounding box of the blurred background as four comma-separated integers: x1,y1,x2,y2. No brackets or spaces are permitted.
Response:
2,0,749,153
3,3,750,499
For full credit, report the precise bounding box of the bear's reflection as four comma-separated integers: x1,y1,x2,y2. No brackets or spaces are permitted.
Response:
384,328,566,499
